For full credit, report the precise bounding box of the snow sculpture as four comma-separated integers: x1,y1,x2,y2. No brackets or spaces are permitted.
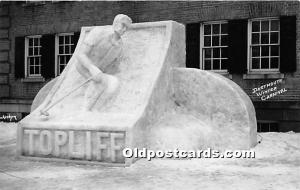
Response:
17,15,257,166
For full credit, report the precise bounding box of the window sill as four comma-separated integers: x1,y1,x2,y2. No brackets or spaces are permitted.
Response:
243,73,284,80
21,77,45,83
220,73,232,79
209,71,232,79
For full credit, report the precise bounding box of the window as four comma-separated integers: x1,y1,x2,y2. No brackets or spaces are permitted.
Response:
15,32,79,80
55,33,75,75
200,21,228,72
25,36,42,77
257,121,279,132
249,18,280,72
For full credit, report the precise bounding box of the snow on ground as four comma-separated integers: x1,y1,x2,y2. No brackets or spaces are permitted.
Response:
0,122,299,190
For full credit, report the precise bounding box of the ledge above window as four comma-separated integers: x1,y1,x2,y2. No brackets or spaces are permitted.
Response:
243,73,284,80
21,77,45,83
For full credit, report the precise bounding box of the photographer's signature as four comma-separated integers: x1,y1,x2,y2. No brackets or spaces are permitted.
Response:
0,114,17,122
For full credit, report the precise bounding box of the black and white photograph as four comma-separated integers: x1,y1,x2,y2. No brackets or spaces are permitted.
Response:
0,0,299,189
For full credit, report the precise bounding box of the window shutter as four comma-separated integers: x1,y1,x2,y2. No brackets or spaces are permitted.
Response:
228,19,248,74
72,31,80,52
186,23,200,68
280,16,296,73
15,37,25,79
41,34,55,79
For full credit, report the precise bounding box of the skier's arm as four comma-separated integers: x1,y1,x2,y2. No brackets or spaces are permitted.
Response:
76,43,102,79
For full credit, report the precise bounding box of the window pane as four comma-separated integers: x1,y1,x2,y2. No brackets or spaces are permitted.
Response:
71,36,74,44
261,46,269,56
252,58,259,69
261,33,269,44
59,36,64,44
34,38,39,46
212,36,219,46
221,24,228,34
30,66,34,74
28,57,33,66
221,48,228,58
252,33,259,44
270,32,279,44
271,46,279,56
261,21,269,31
71,44,75,53
32,57,39,65
271,20,279,31
65,46,70,54
35,57,40,66
221,59,227,70
29,38,33,46
213,59,220,70
252,46,260,57
213,48,220,58
221,35,227,46
204,36,211,47
59,46,64,54
35,65,40,74
34,48,39,55
204,49,211,59
65,36,70,44
204,25,211,35
29,47,33,56
69,45,73,54
212,24,220,34
252,21,260,32
33,56,36,65
261,58,269,69
33,57,36,66
59,56,65,65
270,58,279,69
204,59,211,70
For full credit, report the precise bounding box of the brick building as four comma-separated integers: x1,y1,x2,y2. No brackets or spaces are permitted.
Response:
0,1,299,131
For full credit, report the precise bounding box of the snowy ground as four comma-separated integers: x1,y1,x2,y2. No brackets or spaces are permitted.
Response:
0,122,299,190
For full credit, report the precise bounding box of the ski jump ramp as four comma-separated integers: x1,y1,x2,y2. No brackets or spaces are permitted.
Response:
17,21,257,166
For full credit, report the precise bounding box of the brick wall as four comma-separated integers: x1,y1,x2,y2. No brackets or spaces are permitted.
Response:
0,2,10,98
134,1,296,23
